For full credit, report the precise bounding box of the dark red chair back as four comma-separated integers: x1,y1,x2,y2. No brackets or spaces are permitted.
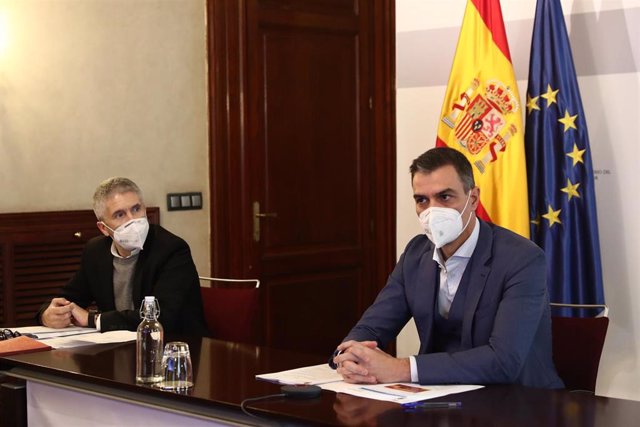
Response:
551,316,609,392
200,285,260,345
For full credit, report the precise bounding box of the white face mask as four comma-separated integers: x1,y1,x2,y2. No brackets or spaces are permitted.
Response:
102,217,149,252
418,193,473,248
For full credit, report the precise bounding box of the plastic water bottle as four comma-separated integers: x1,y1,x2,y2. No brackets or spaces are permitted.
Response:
136,296,164,383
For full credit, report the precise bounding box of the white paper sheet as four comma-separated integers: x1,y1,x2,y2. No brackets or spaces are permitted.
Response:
256,363,342,385
41,331,137,349
14,326,136,349
15,326,98,339
256,363,483,403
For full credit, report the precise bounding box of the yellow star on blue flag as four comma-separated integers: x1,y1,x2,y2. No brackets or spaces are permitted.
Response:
560,179,580,201
558,110,577,132
566,143,585,166
540,84,559,106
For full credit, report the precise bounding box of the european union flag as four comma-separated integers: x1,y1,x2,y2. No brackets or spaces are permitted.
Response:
525,0,605,317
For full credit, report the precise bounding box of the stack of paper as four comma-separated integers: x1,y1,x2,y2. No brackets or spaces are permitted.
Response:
256,363,342,385
14,326,136,349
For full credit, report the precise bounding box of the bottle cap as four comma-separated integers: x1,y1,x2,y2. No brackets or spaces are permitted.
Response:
144,296,155,302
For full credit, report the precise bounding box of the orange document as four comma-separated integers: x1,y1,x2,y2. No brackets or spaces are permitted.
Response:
0,336,52,357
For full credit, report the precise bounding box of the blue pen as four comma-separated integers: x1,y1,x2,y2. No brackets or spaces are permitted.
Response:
403,401,462,409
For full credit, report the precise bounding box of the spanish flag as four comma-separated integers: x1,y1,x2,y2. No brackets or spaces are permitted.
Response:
436,0,529,238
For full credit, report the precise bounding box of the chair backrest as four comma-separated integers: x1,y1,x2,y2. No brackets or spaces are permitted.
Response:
199,277,260,345
550,303,609,392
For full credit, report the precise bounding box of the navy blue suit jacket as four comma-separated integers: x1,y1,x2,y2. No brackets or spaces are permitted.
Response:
37,224,208,336
344,219,563,388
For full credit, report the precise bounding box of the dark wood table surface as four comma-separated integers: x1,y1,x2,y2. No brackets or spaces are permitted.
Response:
1,336,639,426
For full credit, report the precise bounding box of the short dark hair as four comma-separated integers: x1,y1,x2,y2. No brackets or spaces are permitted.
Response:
409,147,475,192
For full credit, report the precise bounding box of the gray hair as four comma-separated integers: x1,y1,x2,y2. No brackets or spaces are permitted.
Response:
92,177,144,220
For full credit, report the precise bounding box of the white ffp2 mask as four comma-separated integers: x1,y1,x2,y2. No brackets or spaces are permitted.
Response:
418,193,472,248
103,217,149,252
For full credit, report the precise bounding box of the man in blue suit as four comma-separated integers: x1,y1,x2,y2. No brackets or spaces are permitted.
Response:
332,147,563,388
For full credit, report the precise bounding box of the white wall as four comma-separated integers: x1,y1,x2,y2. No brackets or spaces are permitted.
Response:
396,0,640,401
0,0,210,275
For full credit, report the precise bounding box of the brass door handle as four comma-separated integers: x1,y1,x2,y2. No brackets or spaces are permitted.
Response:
253,201,277,242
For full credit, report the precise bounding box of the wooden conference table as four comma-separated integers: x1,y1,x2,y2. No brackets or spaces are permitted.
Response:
1,336,639,426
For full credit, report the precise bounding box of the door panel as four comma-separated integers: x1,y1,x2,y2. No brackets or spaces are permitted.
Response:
247,0,369,353
207,0,395,355
260,30,360,252
265,272,358,355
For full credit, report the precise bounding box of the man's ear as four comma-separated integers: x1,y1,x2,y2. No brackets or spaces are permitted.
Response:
471,186,480,210
96,221,110,237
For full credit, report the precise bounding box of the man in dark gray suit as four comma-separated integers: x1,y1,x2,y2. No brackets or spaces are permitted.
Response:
332,147,563,388
38,177,208,336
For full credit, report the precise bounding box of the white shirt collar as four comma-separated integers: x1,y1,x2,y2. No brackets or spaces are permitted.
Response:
110,241,141,259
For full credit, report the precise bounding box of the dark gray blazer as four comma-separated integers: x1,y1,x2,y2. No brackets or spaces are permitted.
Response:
344,219,564,388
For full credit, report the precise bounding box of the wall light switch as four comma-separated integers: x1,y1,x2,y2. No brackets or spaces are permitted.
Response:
167,192,203,211
169,195,181,209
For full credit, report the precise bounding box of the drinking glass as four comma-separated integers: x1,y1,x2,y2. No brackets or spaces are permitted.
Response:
157,341,193,391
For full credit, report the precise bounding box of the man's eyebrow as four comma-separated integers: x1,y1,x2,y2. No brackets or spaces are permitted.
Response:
413,187,456,200
111,209,125,219
435,188,455,197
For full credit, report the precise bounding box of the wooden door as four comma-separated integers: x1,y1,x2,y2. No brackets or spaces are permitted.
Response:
207,0,395,355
